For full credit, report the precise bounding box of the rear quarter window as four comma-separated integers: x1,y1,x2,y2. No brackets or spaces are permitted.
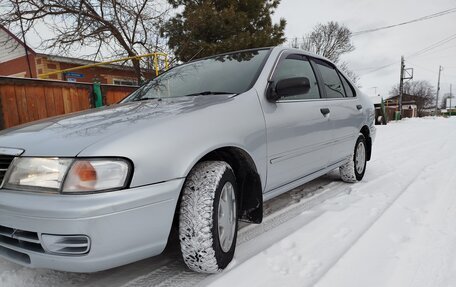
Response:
340,74,356,97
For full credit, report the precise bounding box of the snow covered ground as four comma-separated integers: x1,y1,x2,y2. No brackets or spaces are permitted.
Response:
2,117,456,287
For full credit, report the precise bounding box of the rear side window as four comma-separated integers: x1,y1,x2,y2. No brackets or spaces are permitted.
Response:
340,74,356,97
273,54,320,100
313,59,346,98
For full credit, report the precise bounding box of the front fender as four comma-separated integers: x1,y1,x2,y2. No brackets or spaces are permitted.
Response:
78,91,268,188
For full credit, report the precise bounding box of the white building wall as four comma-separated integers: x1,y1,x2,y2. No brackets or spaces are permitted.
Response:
0,29,26,63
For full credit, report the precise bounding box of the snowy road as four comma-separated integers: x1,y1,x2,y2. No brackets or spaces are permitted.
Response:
2,117,456,287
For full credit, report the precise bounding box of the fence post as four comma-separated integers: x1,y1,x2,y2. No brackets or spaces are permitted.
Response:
0,88,4,130
93,82,103,108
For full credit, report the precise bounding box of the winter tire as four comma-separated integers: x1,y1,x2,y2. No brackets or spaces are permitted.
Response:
179,161,238,273
340,134,367,182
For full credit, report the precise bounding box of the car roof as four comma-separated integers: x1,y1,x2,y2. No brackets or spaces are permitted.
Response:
272,46,335,64
191,46,333,65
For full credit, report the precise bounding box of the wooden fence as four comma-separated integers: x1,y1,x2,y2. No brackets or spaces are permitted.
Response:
0,77,137,129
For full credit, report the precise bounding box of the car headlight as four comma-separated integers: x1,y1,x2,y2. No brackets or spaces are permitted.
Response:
62,159,131,193
4,157,131,193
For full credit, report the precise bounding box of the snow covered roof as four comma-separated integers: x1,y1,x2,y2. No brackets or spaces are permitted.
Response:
369,96,383,105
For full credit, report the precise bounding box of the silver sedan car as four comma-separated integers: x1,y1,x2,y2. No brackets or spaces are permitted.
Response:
0,46,375,273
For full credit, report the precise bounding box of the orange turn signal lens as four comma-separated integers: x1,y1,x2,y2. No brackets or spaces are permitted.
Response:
72,161,97,182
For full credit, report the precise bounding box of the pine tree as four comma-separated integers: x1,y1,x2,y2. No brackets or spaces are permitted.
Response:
163,0,286,62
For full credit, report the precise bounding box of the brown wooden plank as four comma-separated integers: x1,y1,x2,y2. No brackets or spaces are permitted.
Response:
79,88,90,109
77,88,84,110
110,90,117,104
109,90,118,105
115,91,123,103
14,85,30,124
105,90,113,105
3,85,20,128
0,86,10,128
53,87,65,115
44,86,56,117
62,87,72,113
24,85,39,122
36,86,48,119
70,87,81,112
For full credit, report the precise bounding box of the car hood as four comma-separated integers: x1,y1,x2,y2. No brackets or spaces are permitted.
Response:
0,95,234,157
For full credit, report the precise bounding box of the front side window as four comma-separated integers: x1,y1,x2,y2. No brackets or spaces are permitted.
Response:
314,59,346,98
124,49,270,101
273,54,320,100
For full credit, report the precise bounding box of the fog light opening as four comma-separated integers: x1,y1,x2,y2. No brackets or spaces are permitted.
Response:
41,234,90,255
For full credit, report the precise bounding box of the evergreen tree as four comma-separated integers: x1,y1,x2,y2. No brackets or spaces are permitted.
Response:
163,0,286,62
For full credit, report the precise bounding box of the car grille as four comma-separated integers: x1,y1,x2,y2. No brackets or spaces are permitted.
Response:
0,155,14,185
0,225,42,264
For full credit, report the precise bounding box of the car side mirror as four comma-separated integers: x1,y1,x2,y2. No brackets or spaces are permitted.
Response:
267,77,311,102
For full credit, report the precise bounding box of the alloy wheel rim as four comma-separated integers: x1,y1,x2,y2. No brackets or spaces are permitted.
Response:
218,182,236,253
355,141,366,174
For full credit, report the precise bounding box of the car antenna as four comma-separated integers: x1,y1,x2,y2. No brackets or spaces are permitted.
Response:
187,48,204,62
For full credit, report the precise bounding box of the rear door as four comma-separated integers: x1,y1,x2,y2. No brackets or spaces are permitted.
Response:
262,53,333,191
311,58,363,165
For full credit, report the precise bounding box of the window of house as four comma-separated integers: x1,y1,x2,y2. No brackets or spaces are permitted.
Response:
273,54,320,100
113,79,138,86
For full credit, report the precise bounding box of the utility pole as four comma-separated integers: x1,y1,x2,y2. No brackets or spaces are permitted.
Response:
398,56,405,120
435,65,442,116
450,84,453,117
397,56,413,120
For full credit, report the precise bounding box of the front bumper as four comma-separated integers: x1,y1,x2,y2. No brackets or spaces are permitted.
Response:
0,178,184,273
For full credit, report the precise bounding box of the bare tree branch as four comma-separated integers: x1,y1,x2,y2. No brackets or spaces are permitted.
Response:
0,0,171,82
291,21,358,84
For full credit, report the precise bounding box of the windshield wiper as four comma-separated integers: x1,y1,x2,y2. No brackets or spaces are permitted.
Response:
183,91,236,97
132,97,161,102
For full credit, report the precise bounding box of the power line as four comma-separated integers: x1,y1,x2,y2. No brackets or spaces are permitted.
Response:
352,8,456,36
358,62,397,76
409,33,456,58
358,33,456,76
407,61,437,74
410,43,456,58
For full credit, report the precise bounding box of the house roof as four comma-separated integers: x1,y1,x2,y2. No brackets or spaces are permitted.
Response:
369,96,383,105
1,25,147,72
38,54,138,72
0,25,36,56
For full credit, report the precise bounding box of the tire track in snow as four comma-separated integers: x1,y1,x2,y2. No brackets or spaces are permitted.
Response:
314,132,456,287
204,123,456,287
309,160,438,286
121,175,351,287
308,130,456,286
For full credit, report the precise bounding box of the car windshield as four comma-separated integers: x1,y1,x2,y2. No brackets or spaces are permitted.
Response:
124,49,270,101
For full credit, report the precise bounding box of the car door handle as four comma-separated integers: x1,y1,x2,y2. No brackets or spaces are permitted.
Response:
320,108,330,116
356,105,363,110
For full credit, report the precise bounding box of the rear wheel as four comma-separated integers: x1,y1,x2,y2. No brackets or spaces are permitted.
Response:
340,134,367,182
179,161,238,273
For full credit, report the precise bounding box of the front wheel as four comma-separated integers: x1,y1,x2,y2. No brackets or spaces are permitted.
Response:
179,161,238,273
340,134,367,182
